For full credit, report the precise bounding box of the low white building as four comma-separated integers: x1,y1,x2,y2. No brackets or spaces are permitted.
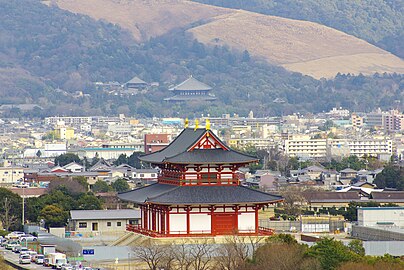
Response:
358,207,404,227
69,209,141,235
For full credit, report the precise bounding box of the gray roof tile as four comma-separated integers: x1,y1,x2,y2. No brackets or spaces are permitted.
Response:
118,183,283,205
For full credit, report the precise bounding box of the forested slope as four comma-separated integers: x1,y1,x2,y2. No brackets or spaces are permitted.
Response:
0,0,402,118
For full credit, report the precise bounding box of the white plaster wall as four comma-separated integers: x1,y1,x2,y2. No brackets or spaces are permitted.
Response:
189,214,211,233
359,208,404,227
238,213,255,232
170,214,187,233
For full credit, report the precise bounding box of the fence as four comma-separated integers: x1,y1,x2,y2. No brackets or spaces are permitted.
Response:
259,218,345,233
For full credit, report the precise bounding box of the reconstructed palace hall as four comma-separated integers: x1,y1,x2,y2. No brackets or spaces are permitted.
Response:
119,124,282,237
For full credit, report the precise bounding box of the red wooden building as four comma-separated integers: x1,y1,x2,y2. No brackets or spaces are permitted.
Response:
119,127,282,237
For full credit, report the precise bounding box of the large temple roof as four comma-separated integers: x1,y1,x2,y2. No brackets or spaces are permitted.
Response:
118,183,283,205
139,128,257,164
169,76,212,91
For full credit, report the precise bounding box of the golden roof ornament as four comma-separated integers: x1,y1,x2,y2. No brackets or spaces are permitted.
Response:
194,119,199,131
184,118,189,128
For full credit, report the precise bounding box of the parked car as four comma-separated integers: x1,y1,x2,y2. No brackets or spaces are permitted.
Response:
19,254,31,264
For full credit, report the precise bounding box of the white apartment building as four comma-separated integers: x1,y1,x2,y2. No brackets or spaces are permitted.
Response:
45,116,92,126
348,139,392,158
284,137,327,158
284,137,393,159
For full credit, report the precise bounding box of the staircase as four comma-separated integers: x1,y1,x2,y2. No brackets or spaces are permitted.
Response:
109,232,144,246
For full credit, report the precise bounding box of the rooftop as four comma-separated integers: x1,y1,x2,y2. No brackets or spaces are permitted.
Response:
169,76,212,91
118,183,283,205
70,209,140,220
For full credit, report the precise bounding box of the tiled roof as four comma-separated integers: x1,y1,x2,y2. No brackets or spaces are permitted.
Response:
139,128,256,164
169,76,212,91
126,76,147,84
303,191,362,202
118,183,283,205
165,149,257,164
70,209,140,220
371,191,404,202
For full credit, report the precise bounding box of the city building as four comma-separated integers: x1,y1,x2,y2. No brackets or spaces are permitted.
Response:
144,134,171,154
0,166,24,185
284,136,327,159
119,127,282,237
358,207,404,227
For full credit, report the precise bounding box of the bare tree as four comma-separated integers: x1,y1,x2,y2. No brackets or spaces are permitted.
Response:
1,197,18,231
280,186,306,216
189,239,215,270
133,240,171,270
215,235,252,270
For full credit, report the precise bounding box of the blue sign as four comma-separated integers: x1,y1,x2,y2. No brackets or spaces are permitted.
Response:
83,249,95,255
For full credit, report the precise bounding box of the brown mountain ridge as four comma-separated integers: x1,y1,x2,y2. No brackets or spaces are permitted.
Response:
51,0,404,79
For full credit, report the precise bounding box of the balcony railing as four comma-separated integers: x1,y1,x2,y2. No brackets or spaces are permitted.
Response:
126,224,275,237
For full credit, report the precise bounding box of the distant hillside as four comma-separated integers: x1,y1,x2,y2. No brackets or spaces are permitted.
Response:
54,0,404,79
0,0,403,118
194,0,404,59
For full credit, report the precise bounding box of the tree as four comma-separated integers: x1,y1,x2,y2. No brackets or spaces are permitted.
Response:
114,154,129,166
39,205,68,227
374,166,404,190
280,186,306,217
0,188,22,231
128,152,143,168
54,153,81,167
111,178,130,193
308,238,359,270
77,194,102,210
348,239,365,256
244,242,321,270
92,180,111,193
133,240,171,270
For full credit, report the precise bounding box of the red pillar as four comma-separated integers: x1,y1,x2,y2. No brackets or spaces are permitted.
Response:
151,206,156,231
254,205,259,234
186,206,190,235
166,208,170,235
234,206,239,234
143,205,148,230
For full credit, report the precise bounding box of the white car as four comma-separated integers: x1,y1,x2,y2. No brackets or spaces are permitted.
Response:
19,234,37,242
35,254,45,264
19,254,31,264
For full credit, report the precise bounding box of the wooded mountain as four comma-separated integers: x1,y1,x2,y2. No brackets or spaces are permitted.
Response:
0,0,403,118
54,0,404,79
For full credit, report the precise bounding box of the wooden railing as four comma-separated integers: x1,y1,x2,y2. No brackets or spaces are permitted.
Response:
127,224,275,237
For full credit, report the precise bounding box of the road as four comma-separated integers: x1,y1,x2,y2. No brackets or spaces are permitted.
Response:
1,246,48,270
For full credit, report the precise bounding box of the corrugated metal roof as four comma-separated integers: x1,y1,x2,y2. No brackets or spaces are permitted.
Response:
70,209,140,220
